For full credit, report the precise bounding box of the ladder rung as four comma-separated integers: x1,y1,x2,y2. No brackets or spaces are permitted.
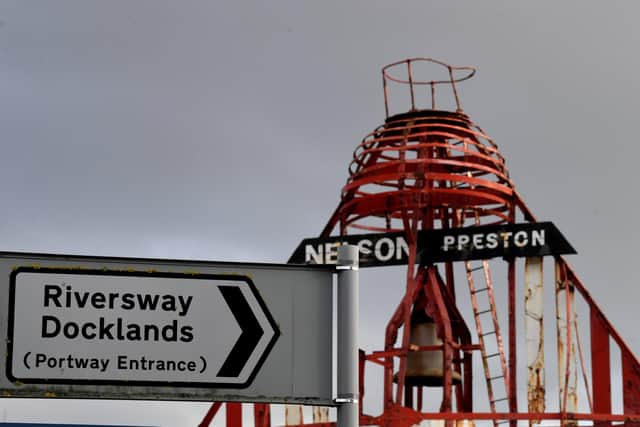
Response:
492,397,508,403
484,353,500,359
480,331,496,337
470,265,484,272
472,287,489,294
489,375,504,381
477,309,492,315
496,421,510,425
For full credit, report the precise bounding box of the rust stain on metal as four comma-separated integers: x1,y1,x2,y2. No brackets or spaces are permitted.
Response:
525,256,545,424
555,262,578,427
313,407,330,423
285,404,304,426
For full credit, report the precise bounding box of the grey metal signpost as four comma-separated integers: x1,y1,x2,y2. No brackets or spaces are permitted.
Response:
336,245,359,427
0,248,362,426
0,252,333,405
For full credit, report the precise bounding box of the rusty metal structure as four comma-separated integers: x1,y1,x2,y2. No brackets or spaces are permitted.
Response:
199,58,640,427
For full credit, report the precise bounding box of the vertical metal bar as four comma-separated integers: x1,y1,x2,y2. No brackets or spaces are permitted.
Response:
395,212,420,406
456,209,472,414
395,290,413,408
565,273,578,420
430,82,436,109
226,403,242,427
404,384,413,408
448,67,462,111
337,245,360,427
254,404,271,427
508,185,517,427
359,349,365,418
508,257,517,427
454,365,464,412
445,261,455,298
433,266,471,414
449,240,464,410
407,60,416,111
428,268,453,419
556,262,577,427
556,262,567,427
463,349,473,412
562,269,572,418
590,309,611,427
622,350,640,427
384,296,404,411
525,256,545,425
442,207,455,299
383,72,390,118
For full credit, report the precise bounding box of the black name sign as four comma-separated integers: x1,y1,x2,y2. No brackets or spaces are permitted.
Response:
289,222,575,267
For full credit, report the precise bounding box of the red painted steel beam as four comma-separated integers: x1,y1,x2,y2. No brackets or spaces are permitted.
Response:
426,267,453,415
227,403,242,427
623,351,640,426
383,268,424,410
433,268,473,411
254,404,271,427
507,258,517,427
591,309,611,427
359,349,366,417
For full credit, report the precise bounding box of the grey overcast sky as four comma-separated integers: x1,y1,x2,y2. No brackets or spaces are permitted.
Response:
0,1,639,426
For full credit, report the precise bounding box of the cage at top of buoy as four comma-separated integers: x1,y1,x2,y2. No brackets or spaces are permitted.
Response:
324,58,515,239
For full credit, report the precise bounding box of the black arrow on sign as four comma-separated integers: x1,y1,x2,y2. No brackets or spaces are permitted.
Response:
216,285,264,377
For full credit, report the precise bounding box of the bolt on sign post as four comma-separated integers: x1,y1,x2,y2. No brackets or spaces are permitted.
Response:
0,252,333,404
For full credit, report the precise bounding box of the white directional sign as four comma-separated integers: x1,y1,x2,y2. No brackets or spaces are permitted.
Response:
0,253,333,404
9,268,279,387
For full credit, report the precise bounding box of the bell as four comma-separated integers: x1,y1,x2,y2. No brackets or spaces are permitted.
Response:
399,310,462,387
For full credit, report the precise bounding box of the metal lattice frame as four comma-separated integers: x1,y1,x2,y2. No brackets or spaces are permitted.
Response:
199,58,640,427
